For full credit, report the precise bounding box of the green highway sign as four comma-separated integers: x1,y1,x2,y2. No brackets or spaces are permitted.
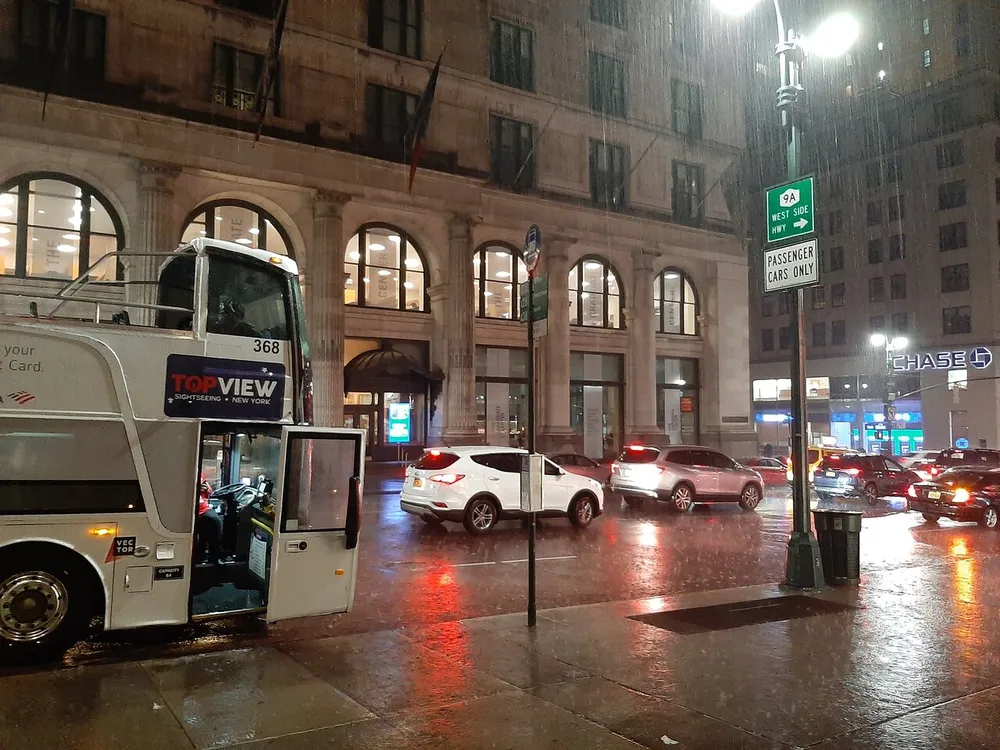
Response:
519,274,549,321
765,176,815,244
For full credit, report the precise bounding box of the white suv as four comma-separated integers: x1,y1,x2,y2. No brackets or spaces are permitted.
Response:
400,446,605,534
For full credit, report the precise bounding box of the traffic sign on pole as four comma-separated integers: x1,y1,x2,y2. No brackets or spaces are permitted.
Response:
763,239,819,293
765,176,815,244
524,224,542,276
519,274,549,321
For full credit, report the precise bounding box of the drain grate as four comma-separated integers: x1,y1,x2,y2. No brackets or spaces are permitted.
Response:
629,595,856,635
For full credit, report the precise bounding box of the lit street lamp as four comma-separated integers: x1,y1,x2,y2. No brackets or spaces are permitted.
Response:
712,0,859,588
870,333,908,456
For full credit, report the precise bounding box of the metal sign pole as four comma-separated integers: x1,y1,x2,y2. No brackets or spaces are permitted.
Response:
523,224,541,628
526,269,537,627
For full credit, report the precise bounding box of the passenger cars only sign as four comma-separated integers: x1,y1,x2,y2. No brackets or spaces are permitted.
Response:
164,354,286,420
763,239,819,293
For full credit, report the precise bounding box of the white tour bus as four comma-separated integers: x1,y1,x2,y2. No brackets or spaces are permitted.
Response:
0,238,364,662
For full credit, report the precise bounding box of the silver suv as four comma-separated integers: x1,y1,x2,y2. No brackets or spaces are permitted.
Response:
609,445,764,512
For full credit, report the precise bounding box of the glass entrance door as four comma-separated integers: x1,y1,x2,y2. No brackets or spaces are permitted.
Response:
345,408,378,452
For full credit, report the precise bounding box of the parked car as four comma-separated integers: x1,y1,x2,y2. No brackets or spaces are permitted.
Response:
549,453,609,484
786,446,863,485
909,448,1000,481
739,457,788,486
609,445,764,512
813,453,919,505
400,447,604,534
908,468,1000,528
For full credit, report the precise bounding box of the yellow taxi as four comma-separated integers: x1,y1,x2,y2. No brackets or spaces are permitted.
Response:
787,446,862,485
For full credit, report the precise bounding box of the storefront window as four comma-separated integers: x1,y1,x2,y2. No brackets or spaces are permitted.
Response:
344,224,427,311
181,200,290,256
654,268,699,335
473,244,528,319
568,256,622,328
656,357,699,444
0,174,124,281
570,351,623,458
476,346,529,446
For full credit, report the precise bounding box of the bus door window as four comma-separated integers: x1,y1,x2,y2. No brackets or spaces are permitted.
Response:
192,426,282,617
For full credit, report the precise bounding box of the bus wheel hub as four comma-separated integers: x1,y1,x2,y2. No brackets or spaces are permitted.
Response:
0,572,69,642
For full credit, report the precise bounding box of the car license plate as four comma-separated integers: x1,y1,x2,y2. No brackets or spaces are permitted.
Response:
414,478,423,488
826,471,836,478
928,490,941,499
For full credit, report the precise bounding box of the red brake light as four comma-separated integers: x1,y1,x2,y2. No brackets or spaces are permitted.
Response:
907,485,917,498
628,445,645,452
829,455,841,460
930,466,939,475
430,449,441,457
846,468,861,476
429,473,465,485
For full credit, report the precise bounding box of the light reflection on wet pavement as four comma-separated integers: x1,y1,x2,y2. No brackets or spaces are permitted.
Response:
6,474,1000,747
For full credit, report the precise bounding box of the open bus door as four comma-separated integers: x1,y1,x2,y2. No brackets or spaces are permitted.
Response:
263,426,365,621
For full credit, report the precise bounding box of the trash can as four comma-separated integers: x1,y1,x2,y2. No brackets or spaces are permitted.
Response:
812,509,862,585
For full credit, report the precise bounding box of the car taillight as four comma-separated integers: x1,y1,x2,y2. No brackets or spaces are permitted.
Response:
846,468,861,476
930,466,939,476
430,473,465,485
628,444,645,451
611,463,620,474
907,485,917,498
951,488,971,504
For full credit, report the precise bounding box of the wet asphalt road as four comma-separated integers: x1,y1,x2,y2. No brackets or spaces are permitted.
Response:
25,471,1000,670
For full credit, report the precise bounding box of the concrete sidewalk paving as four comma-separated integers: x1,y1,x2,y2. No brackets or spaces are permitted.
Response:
3,557,1000,749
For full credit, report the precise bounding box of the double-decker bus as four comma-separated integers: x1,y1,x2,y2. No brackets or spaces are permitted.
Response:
0,238,364,662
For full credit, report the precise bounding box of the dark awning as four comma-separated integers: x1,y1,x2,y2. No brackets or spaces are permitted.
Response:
344,343,443,393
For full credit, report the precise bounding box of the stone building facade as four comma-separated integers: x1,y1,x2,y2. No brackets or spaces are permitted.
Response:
0,0,755,460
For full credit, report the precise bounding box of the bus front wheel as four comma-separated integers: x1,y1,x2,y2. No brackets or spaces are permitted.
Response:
0,552,93,663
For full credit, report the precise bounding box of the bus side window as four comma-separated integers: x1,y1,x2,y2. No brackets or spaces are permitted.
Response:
156,254,196,330
206,254,290,341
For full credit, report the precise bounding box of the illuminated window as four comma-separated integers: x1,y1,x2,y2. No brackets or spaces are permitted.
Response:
654,267,699,336
0,173,123,281
181,201,290,256
473,244,527,319
568,256,622,328
345,224,426,311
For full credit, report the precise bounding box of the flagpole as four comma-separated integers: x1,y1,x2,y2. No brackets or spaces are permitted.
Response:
404,44,447,193
511,104,557,189
42,0,75,120
254,0,290,143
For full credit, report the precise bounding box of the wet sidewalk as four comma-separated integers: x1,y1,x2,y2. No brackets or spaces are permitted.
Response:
4,555,1000,749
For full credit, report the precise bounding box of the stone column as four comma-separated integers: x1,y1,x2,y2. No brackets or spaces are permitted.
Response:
539,239,575,452
307,191,350,427
701,258,756,457
133,162,179,325
626,250,660,443
441,215,478,444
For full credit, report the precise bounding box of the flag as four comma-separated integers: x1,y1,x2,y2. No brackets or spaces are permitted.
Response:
42,0,74,120
404,49,445,193
254,0,290,142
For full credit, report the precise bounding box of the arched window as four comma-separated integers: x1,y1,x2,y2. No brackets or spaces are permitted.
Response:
345,224,427,311
568,256,622,328
0,173,124,281
473,244,527,319
655,267,699,336
180,200,291,256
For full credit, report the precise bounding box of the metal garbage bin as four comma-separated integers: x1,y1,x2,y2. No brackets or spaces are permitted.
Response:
812,509,862,585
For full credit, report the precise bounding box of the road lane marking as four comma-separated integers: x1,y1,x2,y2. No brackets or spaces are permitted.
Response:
500,555,577,564
454,561,496,568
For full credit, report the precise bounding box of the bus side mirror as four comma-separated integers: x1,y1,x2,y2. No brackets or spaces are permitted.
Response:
346,476,362,550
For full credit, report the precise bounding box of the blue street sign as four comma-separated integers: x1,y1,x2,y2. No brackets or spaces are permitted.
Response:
524,224,541,275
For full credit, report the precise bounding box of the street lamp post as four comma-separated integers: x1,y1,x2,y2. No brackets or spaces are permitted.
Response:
870,333,908,456
713,0,859,588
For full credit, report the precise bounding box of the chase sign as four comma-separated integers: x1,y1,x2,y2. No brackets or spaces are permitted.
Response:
891,347,993,373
